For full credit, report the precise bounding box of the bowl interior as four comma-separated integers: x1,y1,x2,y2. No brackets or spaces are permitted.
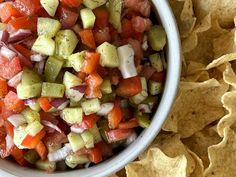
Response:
0,1,181,177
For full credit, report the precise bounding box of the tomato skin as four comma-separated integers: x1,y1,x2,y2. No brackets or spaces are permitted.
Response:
94,27,111,45
93,7,109,28
13,44,32,60
105,128,134,143
108,68,121,86
0,100,12,120
43,131,67,149
0,78,8,98
60,0,83,8
7,16,37,32
11,146,27,166
95,141,113,157
72,114,100,130
4,91,26,113
118,118,139,129
76,146,103,164
21,129,46,149
14,0,41,16
35,141,47,160
4,121,14,138
85,72,103,99
150,72,165,82
116,76,142,98
120,19,134,39
108,103,122,129
81,52,100,74
38,97,52,112
0,3,22,23
79,30,96,49
140,65,156,80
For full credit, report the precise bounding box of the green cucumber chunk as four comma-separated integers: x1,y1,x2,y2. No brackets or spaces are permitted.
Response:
109,0,122,31
130,90,148,105
29,101,41,112
41,82,65,98
80,8,96,29
83,0,106,9
148,25,166,51
65,154,89,168
148,81,162,95
81,98,101,115
24,150,39,164
25,121,44,136
89,124,102,143
81,130,94,148
22,68,42,86
32,35,55,56
137,114,150,128
100,78,112,94
13,125,27,149
35,160,56,172
101,92,116,103
96,42,119,68
17,83,42,99
45,56,64,82
61,108,83,124
67,132,85,152
149,53,163,72
40,0,59,17
38,18,61,37
68,51,85,72
22,108,40,123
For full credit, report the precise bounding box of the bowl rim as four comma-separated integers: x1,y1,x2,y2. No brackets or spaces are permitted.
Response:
0,0,181,177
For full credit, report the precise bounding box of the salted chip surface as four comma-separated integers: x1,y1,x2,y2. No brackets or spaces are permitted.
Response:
163,79,227,137
204,128,236,177
206,53,236,70
125,148,187,177
188,150,204,177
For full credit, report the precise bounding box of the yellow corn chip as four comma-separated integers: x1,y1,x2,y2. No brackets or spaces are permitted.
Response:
188,150,204,177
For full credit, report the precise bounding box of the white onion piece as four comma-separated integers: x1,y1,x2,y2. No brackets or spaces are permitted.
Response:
97,103,114,116
66,89,84,102
5,134,14,151
50,98,69,110
30,54,46,62
57,100,70,110
0,30,9,44
0,46,16,59
48,143,72,162
138,104,151,114
24,98,37,106
70,126,85,134
7,114,26,127
7,71,23,88
37,60,45,75
8,29,32,43
42,120,62,133
125,132,137,146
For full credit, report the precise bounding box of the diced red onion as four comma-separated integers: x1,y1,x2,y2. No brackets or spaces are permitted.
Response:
70,126,85,134
50,98,69,110
30,54,46,62
48,143,72,162
66,88,84,102
8,29,32,43
97,103,114,116
7,114,26,127
71,85,87,93
0,46,17,59
0,30,9,44
5,134,14,152
125,132,137,146
37,60,45,75
42,120,62,133
138,104,151,114
24,98,37,106
7,71,22,88
18,36,36,49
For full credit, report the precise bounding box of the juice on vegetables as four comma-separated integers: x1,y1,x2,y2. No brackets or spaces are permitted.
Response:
0,0,167,171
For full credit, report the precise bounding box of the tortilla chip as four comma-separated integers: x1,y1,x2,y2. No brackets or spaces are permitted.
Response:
206,53,236,70
183,71,210,82
183,126,222,167
163,79,228,138
204,128,236,177
188,150,204,177
109,175,119,177
125,148,187,177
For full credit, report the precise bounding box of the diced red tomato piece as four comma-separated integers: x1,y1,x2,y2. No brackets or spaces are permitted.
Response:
105,128,134,143
108,68,121,86
56,5,79,28
0,56,22,80
85,72,103,99
81,52,100,74
35,141,47,160
93,7,109,28
140,65,156,80
79,30,96,49
116,76,142,98
88,147,102,164
43,131,67,149
72,24,82,37
11,146,27,166
0,100,12,120
4,121,14,138
4,91,26,113
13,44,32,60
150,71,165,82
93,27,111,45
14,0,41,16
108,103,122,129
0,3,22,23
97,65,108,78
118,118,139,129
120,19,134,39
21,129,46,149
7,16,37,32
95,141,113,157
128,38,143,66
72,114,100,130
0,78,8,98
131,16,152,33
76,72,87,82
38,97,52,112
60,0,83,8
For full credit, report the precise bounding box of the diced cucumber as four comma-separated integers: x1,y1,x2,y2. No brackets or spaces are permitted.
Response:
22,108,40,123
130,90,148,105
67,132,85,152
25,121,44,136
41,82,65,98
32,35,55,56
63,60,73,68
97,119,109,143
45,56,64,82
17,83,42,99
81,130,94,148
96,42,119,68
13,125,27,149
109,0,122,31
148,25,166,51
137,114,150,128
29,101,41,112
89,124,102,143
148,81,162,95
35,160,56,172
69,100,81,107
22,68,42,86
63,71,82,89
140,77,148,91
81,98,101,115
38,18,61,37
80,8,96,29
68,51,85,72
61,108,83,124
55,70,64,84
24,150,39,164
101,92,116,103
40,0,59,17
117,44,137,79
149,53,163,72
65,154,89,168
142,96,158,109
100,78,112,94
0,23,6,30
55,30,78,58
83,0,106,9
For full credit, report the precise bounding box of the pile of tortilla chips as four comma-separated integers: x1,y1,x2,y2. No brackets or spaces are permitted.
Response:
110,0,236,176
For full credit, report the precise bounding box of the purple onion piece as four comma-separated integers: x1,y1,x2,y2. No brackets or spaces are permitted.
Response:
24,98,37,106
0,30,9,44
71,85,87,93
8,29,32,43
50,98,68,108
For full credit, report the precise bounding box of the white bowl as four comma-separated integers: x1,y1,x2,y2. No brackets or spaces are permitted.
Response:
0,0,181,176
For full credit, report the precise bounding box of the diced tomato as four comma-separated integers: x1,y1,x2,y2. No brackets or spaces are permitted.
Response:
11,146,27,166
4,91,26,113
105,128,134,143
81,52,100,74
72,114,100,130
60,0,83,8
4,121,14,138
0,56,22,80
13,44,32,59
120,19,134,39
21,129,46,149
128,38,143,66
0,100,12,120
116,76,142,98
150,71,165,82
85,72,103,98
0,78,8,98
93,27,111,45
72,24,82,37
35,141,47,160
14,0,41,16
131,16,152,33
140,65,156,80
43,131,67,149
0,3,22,23
88,147,102,164
76,72,87,82
118,118,139,129
108,68,121,86
95,141,113,157
97,65,108,78
56,5,79,28
93,7,109,28
38,97,52,112
79,30,96,49
108,103,122,129
7,16,37,32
